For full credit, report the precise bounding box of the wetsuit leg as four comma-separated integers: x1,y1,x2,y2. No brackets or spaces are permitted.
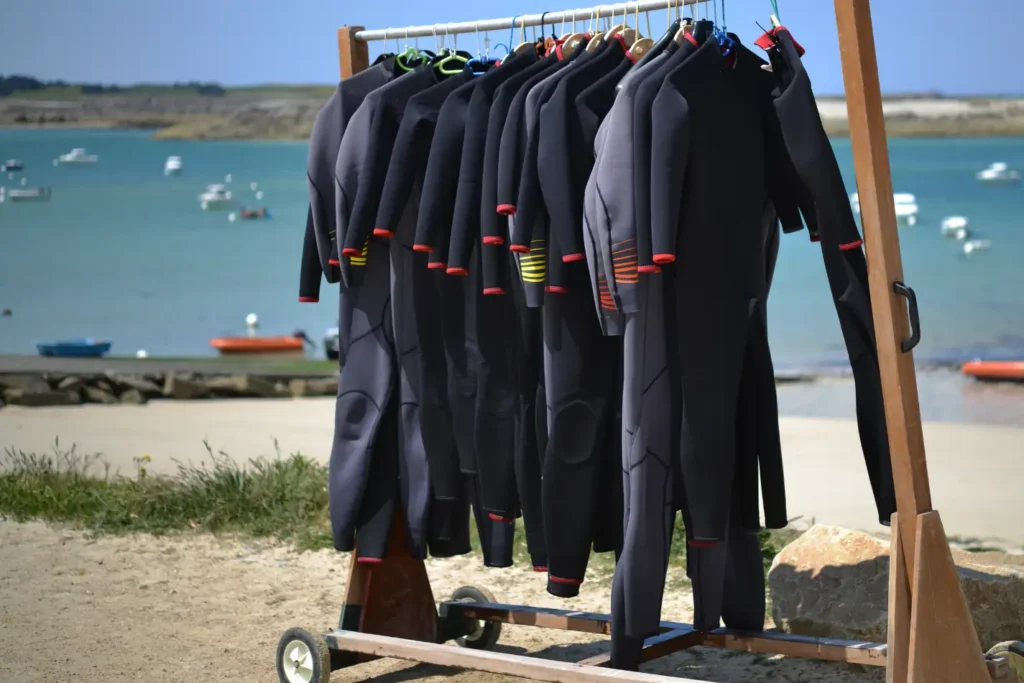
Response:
541,262,620,597
512,280,548,571
470,474,515,568
328,240,397,558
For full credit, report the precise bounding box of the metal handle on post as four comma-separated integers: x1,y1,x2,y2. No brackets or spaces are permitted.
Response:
892,281,920,353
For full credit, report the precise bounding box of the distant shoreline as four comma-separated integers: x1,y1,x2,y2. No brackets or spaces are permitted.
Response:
2,88,1024,140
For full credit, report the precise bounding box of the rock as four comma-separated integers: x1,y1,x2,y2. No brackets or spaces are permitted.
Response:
84,385,119,405
0,374,50,393
3,388,82,407
57,376,85,393
289,377,338,397
768,524,1024,648
119,388,147,405
105,373,163,398
93,378,116,394
204,374,287,398
162,373,209,399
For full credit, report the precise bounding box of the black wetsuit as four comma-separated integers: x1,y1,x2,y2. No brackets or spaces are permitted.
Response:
534,37,632,598
329,66,442,562
374,69,475,557
764,27,896,522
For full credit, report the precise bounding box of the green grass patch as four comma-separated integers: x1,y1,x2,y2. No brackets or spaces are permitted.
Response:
0,441,786,574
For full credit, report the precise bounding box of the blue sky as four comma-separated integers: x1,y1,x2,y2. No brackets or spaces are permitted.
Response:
2,0,1023,95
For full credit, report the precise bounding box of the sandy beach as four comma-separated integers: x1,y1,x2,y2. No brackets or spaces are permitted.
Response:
2,397,1022,550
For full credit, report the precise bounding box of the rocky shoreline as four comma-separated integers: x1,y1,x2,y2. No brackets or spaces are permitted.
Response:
0,371,338,408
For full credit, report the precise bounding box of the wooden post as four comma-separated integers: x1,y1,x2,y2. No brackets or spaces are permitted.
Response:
339,26,370,78
833,2,990,682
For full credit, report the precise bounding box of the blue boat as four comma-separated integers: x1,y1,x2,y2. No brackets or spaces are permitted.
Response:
36,338,112,358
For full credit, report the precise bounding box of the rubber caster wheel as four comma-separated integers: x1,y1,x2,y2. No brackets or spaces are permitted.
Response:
276,627,331,683
451,585,502,651
988,641,1024,682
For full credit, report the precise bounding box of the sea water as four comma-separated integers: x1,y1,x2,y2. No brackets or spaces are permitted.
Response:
1,129,1023,370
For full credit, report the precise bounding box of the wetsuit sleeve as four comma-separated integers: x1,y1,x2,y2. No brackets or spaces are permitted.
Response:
538,83,585,263
649,83,691,264
496,97,527,218
343,104,397,257
447,98,490,275
414,109,462,263
376,111,428,237
299,205,322,302
480,101,508,248
511,117,545,253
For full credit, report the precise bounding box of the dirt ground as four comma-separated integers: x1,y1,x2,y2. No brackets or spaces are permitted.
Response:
0,521,886,683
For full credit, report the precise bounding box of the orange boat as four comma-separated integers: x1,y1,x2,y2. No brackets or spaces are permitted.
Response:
961,360,1024,382
210,335,305,357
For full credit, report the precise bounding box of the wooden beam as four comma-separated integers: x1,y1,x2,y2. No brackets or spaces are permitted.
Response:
338,26,369,78
886,511,911,683
577,630,701,668
455,603,615,636
696,630,888,667
907,511,989,683
323,630,709,682
833,0,933,572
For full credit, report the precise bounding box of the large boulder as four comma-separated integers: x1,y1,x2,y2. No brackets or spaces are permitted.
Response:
84,385,119,405
162,372,210,399
288,377,338,397
119,388,148,405
768,524,1024,648
106,373,164,398
0,374,81,406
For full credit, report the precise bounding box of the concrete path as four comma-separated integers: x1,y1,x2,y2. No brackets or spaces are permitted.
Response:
2,399,1021,548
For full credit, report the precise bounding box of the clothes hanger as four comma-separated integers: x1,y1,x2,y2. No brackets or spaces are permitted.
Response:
606,4,638,48
560,9,587,57
434,24,471,75
585,6,607,52
465,21,498,73
514,16,536,54
628,4,656,60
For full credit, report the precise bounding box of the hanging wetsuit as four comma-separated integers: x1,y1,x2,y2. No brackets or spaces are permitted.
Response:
329,66,443,562
374,69,476,558
534,36,633,598
763,26,896,522
648,36,792,633
582,43,689,668
477,52,561,572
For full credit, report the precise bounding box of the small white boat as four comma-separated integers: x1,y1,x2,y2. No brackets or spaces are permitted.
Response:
850,192,919,226
976,162,1021,184
55,147,99,165
940,216,969,237
199,183,233,210
164,155,183,176
963,239,992,255
1,186,51,202
2,159,24,172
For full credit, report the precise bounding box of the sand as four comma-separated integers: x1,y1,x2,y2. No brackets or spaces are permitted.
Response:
2,398,1022,549
0,520,885,683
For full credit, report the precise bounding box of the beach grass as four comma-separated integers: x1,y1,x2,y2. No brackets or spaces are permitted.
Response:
0,441,783,573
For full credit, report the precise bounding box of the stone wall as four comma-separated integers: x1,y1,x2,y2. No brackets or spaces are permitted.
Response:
0,372,338,407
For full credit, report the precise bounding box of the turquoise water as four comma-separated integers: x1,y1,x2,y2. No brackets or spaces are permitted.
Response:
1,128,1023,368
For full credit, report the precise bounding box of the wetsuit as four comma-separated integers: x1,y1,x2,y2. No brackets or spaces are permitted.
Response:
534,37,632,598
649,37,790,633
478,53,562,572
764,27,896,522
329,66,443,561
375,70,475,557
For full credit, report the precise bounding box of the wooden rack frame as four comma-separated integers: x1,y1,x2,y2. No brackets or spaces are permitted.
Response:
280,2,1016,681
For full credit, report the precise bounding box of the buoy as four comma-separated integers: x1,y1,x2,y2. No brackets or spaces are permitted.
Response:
250,182,258,191
246,313,259,328
955,227,968,241
225,173,233,183
228,212,237,223
255,190,264,200
136,349,148,359
1,308,12,317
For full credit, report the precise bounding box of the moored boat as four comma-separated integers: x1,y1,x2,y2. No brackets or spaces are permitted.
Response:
962,360,1024,382
36,338,112,358
210,332,311,357
55,148,99,165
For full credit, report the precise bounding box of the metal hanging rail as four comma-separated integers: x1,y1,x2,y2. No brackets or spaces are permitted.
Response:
352,0,704,42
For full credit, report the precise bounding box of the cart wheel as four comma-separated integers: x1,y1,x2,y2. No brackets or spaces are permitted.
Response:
988,641,1024,681
276,627,331,683
451,585,502,651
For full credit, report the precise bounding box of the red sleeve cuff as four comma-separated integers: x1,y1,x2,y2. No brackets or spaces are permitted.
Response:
562,253,586,263
298,296,319,303
839,239,863,251
509,244,530,254
372,228,394,238
446,267,468,276
341,247,361,257
637,265,661,273
483,287,505,295
413,244,433,253
497,204,517,216
483,236,505,245
652,254,676,265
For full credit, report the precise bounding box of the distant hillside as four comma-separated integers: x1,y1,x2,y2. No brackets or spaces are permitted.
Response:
0,75,225,98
